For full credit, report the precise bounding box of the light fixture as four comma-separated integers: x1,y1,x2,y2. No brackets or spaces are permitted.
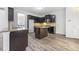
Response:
35,7,44,10
43,22,47,25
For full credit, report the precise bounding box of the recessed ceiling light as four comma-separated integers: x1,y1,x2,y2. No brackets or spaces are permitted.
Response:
35,7,44,10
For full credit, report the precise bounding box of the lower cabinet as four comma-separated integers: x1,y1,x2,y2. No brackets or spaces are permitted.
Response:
35,28,48,39
10,30,28,51
48,27,55,34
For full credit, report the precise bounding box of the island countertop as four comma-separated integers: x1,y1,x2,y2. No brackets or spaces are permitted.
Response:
34,23,56,28
0,27,28,33
9,27,27,32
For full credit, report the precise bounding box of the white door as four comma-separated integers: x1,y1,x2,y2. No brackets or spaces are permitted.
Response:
66,8,79,38
29,20,34,33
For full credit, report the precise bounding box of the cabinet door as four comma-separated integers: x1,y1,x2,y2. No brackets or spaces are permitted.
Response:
66,8,79,38
8,7,14,21
10,30,28,51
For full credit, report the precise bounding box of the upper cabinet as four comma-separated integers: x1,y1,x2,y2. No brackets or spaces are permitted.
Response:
8,7,14,21
27,15,56,23
39,17,46,23
27,15,40,23
45,15,56,23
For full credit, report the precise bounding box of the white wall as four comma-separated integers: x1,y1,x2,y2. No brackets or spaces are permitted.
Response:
51,8,66,35
0,7,8,31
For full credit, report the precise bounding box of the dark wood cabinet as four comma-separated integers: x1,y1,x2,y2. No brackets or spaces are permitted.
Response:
27,15,46,23
10,30,28,51
8,7,14,21
39,17,46,23
35,28,48,39
27,15,35,19
28,15,56,23
45,15,56,23
48,27,55,34
34,17,40,23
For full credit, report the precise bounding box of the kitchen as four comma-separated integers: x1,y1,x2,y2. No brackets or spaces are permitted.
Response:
0,7,79,51
27,14,56,39
0,7,65,51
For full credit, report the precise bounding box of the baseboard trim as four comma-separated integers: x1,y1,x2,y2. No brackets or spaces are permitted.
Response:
55,33,65,36
66,37,79,40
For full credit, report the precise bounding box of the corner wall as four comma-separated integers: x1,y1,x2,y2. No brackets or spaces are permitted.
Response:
51,8,66,35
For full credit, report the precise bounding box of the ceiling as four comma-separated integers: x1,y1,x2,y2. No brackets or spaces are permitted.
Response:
14,7,65,16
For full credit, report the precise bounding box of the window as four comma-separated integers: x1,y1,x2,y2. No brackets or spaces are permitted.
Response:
17,13,26,28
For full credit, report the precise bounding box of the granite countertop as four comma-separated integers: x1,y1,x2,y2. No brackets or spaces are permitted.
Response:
10,27,26,32
0,27,27,33
34,23,56,28
34,25,50,28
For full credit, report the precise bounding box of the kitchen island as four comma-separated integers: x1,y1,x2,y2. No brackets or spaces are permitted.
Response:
34,23,56,39
35,27,48,39
3,28,28,51
34,23,49,39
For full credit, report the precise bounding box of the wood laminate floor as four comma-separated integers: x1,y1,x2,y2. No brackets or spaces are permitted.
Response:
26,33,79,51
